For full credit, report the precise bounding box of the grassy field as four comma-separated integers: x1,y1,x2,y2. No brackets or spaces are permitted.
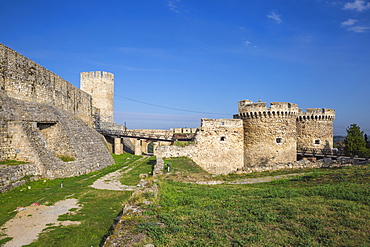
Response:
139,158,370,246
1,155,369,246
0,153,152,247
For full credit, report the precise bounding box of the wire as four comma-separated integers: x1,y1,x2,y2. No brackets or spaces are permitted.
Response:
114,94,231,116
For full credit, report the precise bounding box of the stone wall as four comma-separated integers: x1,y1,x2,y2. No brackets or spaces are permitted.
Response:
297,108,335,150
80,71,114,123
159,100,335,175
0,43,94,126
237,101,299,168
0,43,115,192
0,163,41,193
0,92,114,177
157,118,244,174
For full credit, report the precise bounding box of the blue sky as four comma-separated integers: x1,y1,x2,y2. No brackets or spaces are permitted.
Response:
1,0,369,135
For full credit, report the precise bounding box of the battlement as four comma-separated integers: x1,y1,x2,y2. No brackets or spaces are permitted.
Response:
201,118,243,128
80,71,114,80
298,108,335,121
238,100,299,119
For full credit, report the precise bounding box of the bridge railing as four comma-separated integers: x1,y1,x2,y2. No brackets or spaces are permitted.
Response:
298,148,370,159
97,128,174,141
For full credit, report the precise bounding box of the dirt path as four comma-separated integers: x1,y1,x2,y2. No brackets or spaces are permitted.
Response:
1,198,81,247
90,168,137,191
195,173,303,185
90,156,149,191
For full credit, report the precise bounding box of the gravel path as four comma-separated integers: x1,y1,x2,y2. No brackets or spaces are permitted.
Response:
1,199,81,247
90,168,137,191
90,156,149,191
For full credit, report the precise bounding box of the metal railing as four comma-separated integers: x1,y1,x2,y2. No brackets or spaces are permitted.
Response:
98,128,174,142
298,147,370,159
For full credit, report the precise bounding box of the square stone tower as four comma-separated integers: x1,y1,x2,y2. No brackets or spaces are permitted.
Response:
80,71,114,123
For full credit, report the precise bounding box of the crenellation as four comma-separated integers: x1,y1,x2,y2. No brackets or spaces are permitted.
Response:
296,107,335,150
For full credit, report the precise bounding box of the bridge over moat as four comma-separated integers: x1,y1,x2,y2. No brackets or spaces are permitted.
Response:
97,126,196,156
98,129,174,142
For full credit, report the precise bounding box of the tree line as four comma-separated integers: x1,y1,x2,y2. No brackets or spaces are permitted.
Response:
340,124,370,158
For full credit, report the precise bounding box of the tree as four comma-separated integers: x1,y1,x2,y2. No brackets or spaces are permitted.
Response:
344,124,368,157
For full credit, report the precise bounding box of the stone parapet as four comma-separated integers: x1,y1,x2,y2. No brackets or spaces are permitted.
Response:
238,100,299,119
298,108,335,121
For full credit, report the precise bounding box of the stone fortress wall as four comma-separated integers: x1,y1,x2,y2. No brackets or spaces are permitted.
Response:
158,100,335,174
0,43,114,192
0,43,95,126
158,118,244,174
0,42,337,187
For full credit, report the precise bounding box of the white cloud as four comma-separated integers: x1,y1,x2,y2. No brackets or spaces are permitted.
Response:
348,25,370,32
341,18,370,32
343,0,370,11
168,0,180,13
243,41,257,48
267,12,282,24
341,18,357,26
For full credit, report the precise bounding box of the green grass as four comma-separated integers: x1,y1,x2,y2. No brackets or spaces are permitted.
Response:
0,153,144,247
139,162,370,246
0,159,28,167
119,156,156,186
163,157,210,179
173,141,195,147
56,155,75,162
2,154,370,246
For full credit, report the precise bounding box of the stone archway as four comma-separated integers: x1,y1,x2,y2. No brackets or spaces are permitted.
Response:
147,142,154,154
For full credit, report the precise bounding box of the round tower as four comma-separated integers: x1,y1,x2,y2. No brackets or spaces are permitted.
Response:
80,71,114,123
237,100,299,168
296,108,335,151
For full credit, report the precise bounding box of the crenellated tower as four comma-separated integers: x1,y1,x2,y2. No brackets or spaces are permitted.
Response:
296,108,335,150
236,100,299,168
80,71,114,123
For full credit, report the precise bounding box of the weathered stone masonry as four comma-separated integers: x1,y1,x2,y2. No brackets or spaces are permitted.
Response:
158,100,335,175
158,118,244,174
0,43,114,192
238,100,299,168
80,71,114,123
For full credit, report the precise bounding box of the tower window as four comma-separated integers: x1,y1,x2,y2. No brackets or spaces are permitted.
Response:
220,136,226,142
314,139,321,145
276,137,282,144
